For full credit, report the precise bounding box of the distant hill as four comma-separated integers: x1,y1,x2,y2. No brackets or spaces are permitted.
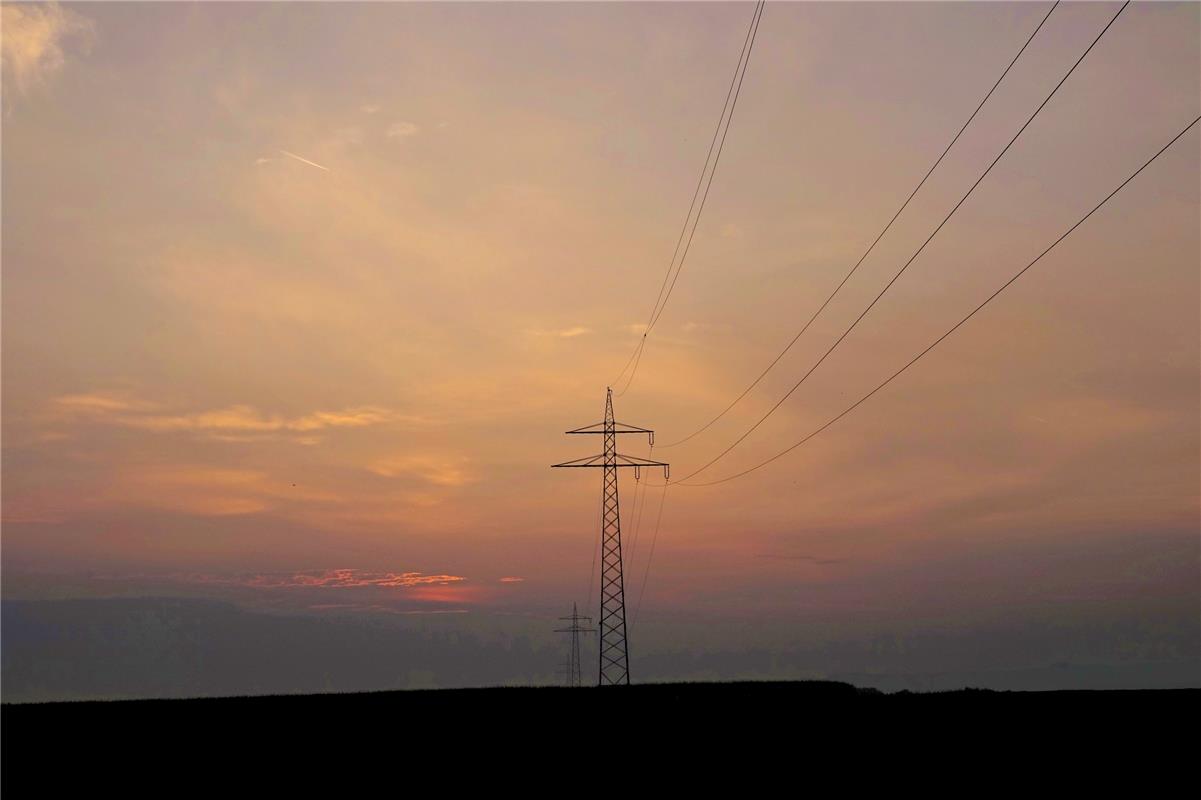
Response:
6,596,1197,703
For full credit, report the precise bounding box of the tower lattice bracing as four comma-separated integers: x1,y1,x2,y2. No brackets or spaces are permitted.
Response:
554,602,594,687
598,396,626,683
552,388,668,686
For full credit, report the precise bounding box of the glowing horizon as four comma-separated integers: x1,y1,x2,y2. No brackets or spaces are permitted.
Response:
2,0,1197,669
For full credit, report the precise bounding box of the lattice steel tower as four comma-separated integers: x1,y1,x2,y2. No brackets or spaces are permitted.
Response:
554,602,594,688
553,388,668,685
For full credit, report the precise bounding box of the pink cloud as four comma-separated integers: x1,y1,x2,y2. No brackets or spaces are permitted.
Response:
176,568,465,590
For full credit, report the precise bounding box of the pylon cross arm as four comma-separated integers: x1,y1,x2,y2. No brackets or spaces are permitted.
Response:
552,454,667,469
553,389,652,687
550,454,606,468
565,421,654,437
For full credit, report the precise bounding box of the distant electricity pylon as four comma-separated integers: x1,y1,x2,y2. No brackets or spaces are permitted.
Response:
555,657,575,687
554,602,594,687
553,388,669,685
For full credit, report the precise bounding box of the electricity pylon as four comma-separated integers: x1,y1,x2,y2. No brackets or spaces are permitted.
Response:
555,657,575,687
553,388,669,686
554,602,594,687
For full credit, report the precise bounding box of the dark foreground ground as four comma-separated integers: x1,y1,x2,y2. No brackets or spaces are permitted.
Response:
4,681,1197,787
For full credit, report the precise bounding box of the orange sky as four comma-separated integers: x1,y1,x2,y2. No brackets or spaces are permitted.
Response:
2,1,1197,641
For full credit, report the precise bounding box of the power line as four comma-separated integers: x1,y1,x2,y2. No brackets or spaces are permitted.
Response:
676,112,1200,487
611,0,758,391
613,0,766,397
552,389,669,686
674,0,1130,484
614,0,765,389
613,0,761,391
612,333,647,399
555,603,595,688
585,479,603,616
625,443,656,565
625,467,649,565
659,1,1060,448
645,0,764,337
632,482,670,628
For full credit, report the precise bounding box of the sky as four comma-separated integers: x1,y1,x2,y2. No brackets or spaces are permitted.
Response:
2,1,1198,697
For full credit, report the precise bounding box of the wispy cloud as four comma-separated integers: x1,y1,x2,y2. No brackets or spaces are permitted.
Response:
681,321,731,335
129,406,395,433
528,326,592,338
101,467,289,517
329,126,364,147
279,149,331,171
309,605,469,615
52,393,152,414
756,554,846,565
1,2,94,103
386,121,419,139
248,569,464,589
47,392,428,440
498,576,525,583
369,455,474,486
361,103,381,114
157,568,466,589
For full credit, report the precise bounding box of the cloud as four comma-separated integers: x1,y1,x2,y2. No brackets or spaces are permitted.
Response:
498,576,525,583
279,149,331,171
47,392,427,440
369,455,474,486
167,568,466,589
329,126,364,147
105,467,280,517
1011,396,1163,444
247,569,465,589
309,605,469,615
681,321,732,335
756,554,845,565
361,103,381,114
1,2,94,102
52,393,152,414
386,121,419,139
86,464,355,518
0,495,69,525
528,326,592,338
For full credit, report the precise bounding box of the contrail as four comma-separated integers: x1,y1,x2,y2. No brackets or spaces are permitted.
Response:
279,149,330,172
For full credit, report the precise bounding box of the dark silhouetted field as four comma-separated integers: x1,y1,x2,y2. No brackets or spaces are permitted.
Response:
3,680,1196,789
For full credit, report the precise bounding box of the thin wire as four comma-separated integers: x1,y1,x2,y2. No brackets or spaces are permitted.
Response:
659,0,1060,448
626,445,654,565
675,0,1129,484
615,0,766,397
625,476,644,566
646,0,765,336
625,472,646,563
585,478,603,615
632,482,670,628
612,0,762,391
613,334,646,398
677,113,1201,487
